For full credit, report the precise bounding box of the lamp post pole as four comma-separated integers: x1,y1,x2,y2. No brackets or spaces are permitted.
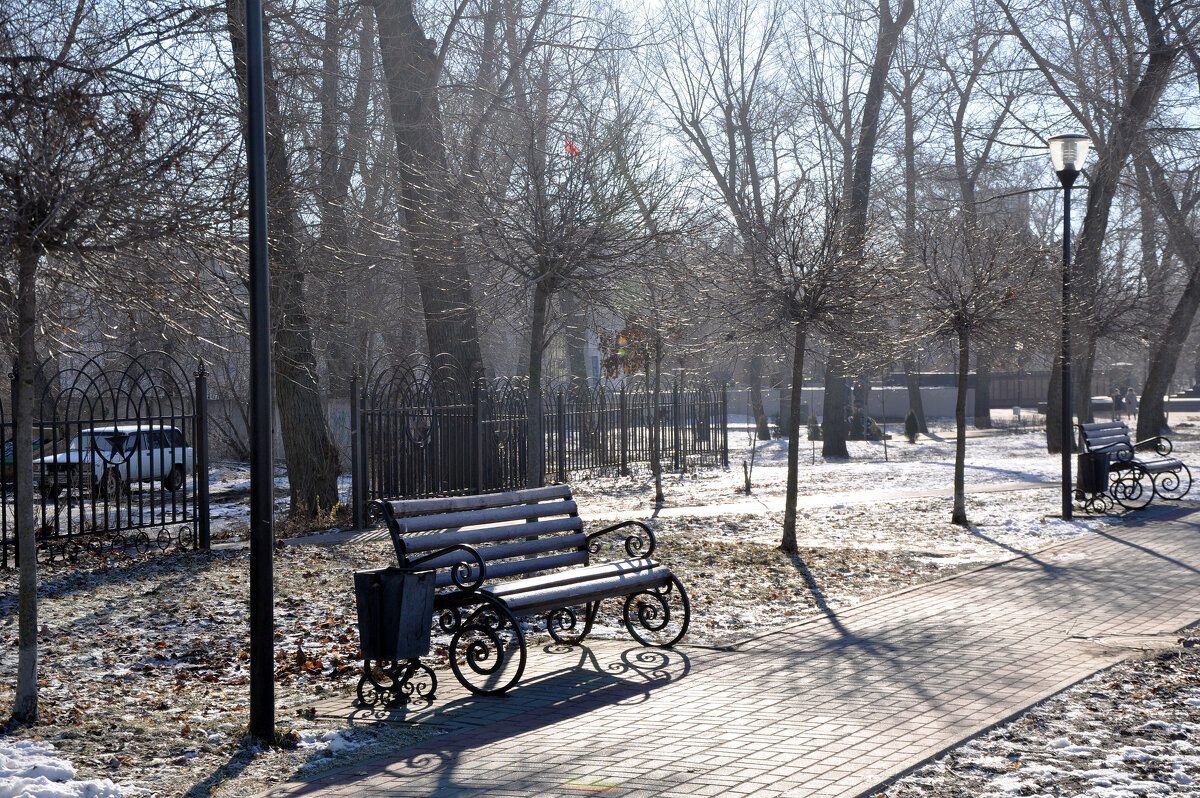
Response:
244,0,275,740
1058,170,1075,521
1048,132,1090,522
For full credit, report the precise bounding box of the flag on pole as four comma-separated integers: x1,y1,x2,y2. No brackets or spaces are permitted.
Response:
564,135,581,157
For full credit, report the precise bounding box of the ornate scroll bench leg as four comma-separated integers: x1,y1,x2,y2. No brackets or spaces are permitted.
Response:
442,595,527,696
1073,485,1116,514
1152,464,1192,501
547,601,599,645
623,573,690,647
1109,464,1153,511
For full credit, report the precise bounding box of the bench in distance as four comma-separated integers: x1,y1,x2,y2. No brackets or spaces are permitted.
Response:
1077,421,1191,510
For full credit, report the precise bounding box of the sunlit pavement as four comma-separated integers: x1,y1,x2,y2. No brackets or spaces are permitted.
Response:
257,501,1200,797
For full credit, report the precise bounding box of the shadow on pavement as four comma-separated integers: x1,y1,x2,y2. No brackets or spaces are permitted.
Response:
269,644,691,796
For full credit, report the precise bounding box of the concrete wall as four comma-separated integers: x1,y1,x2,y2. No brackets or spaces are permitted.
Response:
730,386,979,423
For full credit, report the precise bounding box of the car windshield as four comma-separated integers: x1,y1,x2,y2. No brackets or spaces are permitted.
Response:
69,432,131,454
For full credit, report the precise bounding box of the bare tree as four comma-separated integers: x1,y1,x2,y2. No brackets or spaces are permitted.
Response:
653,0,790,442
996,0,1186,450
0,0,216,723
225,0,341,517
917,218,1050,524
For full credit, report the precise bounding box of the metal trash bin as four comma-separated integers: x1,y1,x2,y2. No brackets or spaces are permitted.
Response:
1076,452,1110,495
354,567,435,662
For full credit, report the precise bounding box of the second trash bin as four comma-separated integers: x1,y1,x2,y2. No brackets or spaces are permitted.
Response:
1076,452,1111,496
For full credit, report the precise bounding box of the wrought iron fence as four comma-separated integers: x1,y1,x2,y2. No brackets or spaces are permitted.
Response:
351,355,728,522
1,352,210,568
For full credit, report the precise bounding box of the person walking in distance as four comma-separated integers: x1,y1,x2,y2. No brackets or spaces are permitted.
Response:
1125,387,1139,421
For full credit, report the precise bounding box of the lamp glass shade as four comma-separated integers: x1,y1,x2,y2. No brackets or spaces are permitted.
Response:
1048,133,1091,173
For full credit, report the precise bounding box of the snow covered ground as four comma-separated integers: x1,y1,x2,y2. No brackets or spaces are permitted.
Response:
1,416,1197,796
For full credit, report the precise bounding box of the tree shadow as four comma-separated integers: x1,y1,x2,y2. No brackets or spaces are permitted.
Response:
777,551,896,658
0,547,234,614
966,526,1064,576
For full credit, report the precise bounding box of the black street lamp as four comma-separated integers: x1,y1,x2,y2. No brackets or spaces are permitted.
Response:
1048,133,1091,522
243,0,275,739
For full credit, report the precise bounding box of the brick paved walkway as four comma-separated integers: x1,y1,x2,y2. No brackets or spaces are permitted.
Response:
260,503,1200,798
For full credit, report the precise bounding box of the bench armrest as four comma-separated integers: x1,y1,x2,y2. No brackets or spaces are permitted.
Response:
587,520,657,559
1134,436,1173,457
406,543,487,592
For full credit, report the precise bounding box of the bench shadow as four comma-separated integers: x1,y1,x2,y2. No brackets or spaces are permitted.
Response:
264,644,690,796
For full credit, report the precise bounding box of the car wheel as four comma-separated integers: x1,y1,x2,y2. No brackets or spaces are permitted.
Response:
39,484,62,501
163,464,185,492
100,468,125,500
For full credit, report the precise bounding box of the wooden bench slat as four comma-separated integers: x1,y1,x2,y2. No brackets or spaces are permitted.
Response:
1130,458,1183,473
494,565,674,616
398,499,578,534
418,533,587,571
1081,422,1125,431
385,485,572,517
484,557,660,598
398,516,583,555
433,549,589,589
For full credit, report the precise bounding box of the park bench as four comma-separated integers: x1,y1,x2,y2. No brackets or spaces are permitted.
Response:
361,484,690,699
1077,421,1191,510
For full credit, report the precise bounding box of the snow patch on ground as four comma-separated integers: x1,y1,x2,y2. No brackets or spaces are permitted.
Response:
0,740,142,797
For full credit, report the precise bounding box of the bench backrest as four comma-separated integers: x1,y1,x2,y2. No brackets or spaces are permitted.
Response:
1078,422,1133,459
377,485,586,589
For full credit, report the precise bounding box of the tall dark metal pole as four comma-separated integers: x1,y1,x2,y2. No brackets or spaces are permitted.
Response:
1058,170,1077,521
244,0,275,740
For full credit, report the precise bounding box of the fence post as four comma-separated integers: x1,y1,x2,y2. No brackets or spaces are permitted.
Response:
4,366,12,569
672,384,682,471
557,390,567,483
195,362,211,550
721,384,729,468
350,372,363,529
619,386,629,476
473,379,484,492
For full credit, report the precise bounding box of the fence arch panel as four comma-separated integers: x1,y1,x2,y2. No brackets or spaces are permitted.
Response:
2,351,207,568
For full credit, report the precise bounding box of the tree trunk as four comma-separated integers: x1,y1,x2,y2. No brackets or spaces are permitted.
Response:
226,0,341,517
1136,155,1200,439
781,321,807,554
1075,336,1097,425
650,340,664,505
903,358,928,433
822,358,849,459
1046,355,1064,454
973,354,991,429
525,281,550,488
841,0,915,258
318,4,373,398
10,245,39,724
952,327,970,526
1056,2,1177,425
369,0,485,380
748,354,771,440
562,292,590,393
